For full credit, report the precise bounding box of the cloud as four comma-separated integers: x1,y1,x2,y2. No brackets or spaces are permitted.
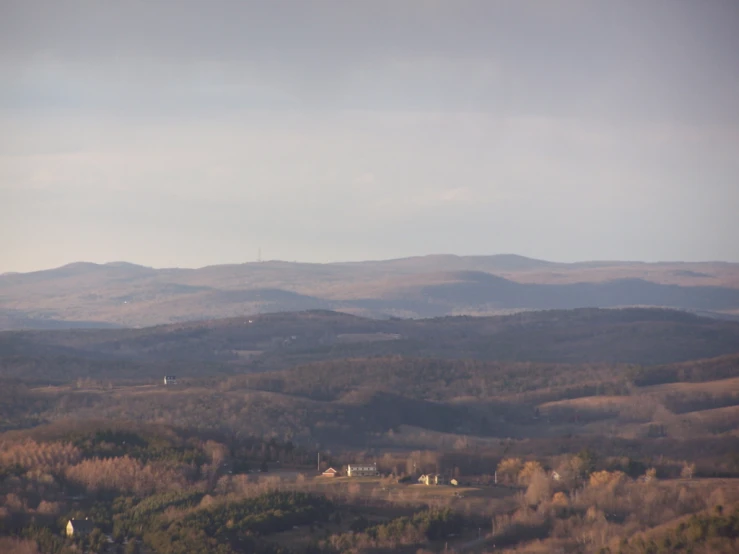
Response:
354,172,376,186
1,1,738,270
2,2,737,122
437,187,471,203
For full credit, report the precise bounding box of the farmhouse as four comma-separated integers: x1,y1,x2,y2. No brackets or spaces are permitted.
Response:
163,375,177,385
347,463,378,477
322,467,339,478
418,474,446,486
66,518,95,538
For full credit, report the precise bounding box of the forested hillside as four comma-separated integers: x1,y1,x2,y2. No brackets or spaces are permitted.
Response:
1,310,738,450
2,307,739,553
3,309,739,384
3,256,739,328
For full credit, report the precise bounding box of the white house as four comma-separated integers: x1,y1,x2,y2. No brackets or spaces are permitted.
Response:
347,463,378,477
66,518,95,537
163,375,177,385
418,474,445,486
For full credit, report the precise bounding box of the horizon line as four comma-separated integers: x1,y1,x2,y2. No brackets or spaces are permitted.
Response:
2,253,738,276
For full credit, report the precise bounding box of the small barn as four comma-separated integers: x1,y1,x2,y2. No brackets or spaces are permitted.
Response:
322,467,339,478
66,518,95,538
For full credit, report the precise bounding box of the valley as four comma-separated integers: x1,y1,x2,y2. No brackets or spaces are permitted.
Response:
1,307,738,553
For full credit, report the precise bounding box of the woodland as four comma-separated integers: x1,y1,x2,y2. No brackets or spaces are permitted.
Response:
1,308,738,553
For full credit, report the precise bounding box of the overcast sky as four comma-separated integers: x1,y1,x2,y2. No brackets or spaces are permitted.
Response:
1,0,738,272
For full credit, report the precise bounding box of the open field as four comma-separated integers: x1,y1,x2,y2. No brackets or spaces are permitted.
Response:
309,475,515,505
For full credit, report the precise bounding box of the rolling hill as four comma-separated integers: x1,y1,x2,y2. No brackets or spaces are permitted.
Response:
2,255,739,329
3,308,739,381
1,307,739,451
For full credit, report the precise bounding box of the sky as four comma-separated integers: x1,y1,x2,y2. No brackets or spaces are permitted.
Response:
1,0,738,272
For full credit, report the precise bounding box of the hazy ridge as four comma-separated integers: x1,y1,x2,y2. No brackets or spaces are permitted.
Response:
3,255,739,329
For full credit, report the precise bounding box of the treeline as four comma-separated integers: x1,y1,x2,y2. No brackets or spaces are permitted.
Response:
0,420,325,553
620,504,739,554
0,381,53,432
185,492,332,538
5,420,315,468
323,508,463,552
144,491,334,554
225,356,627,402
486,465,739,552
5,308,739,383
0,354,236,384
356,442,739,486
628,354,739,387
662,391,739,414
5,489,334,554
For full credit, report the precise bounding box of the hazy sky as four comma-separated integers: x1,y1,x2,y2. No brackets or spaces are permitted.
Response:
2,0,738,272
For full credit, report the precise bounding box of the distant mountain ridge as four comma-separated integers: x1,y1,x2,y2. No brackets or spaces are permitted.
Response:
2,254,739,329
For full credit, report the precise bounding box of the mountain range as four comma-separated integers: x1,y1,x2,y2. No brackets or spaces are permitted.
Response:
2,254,739,329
